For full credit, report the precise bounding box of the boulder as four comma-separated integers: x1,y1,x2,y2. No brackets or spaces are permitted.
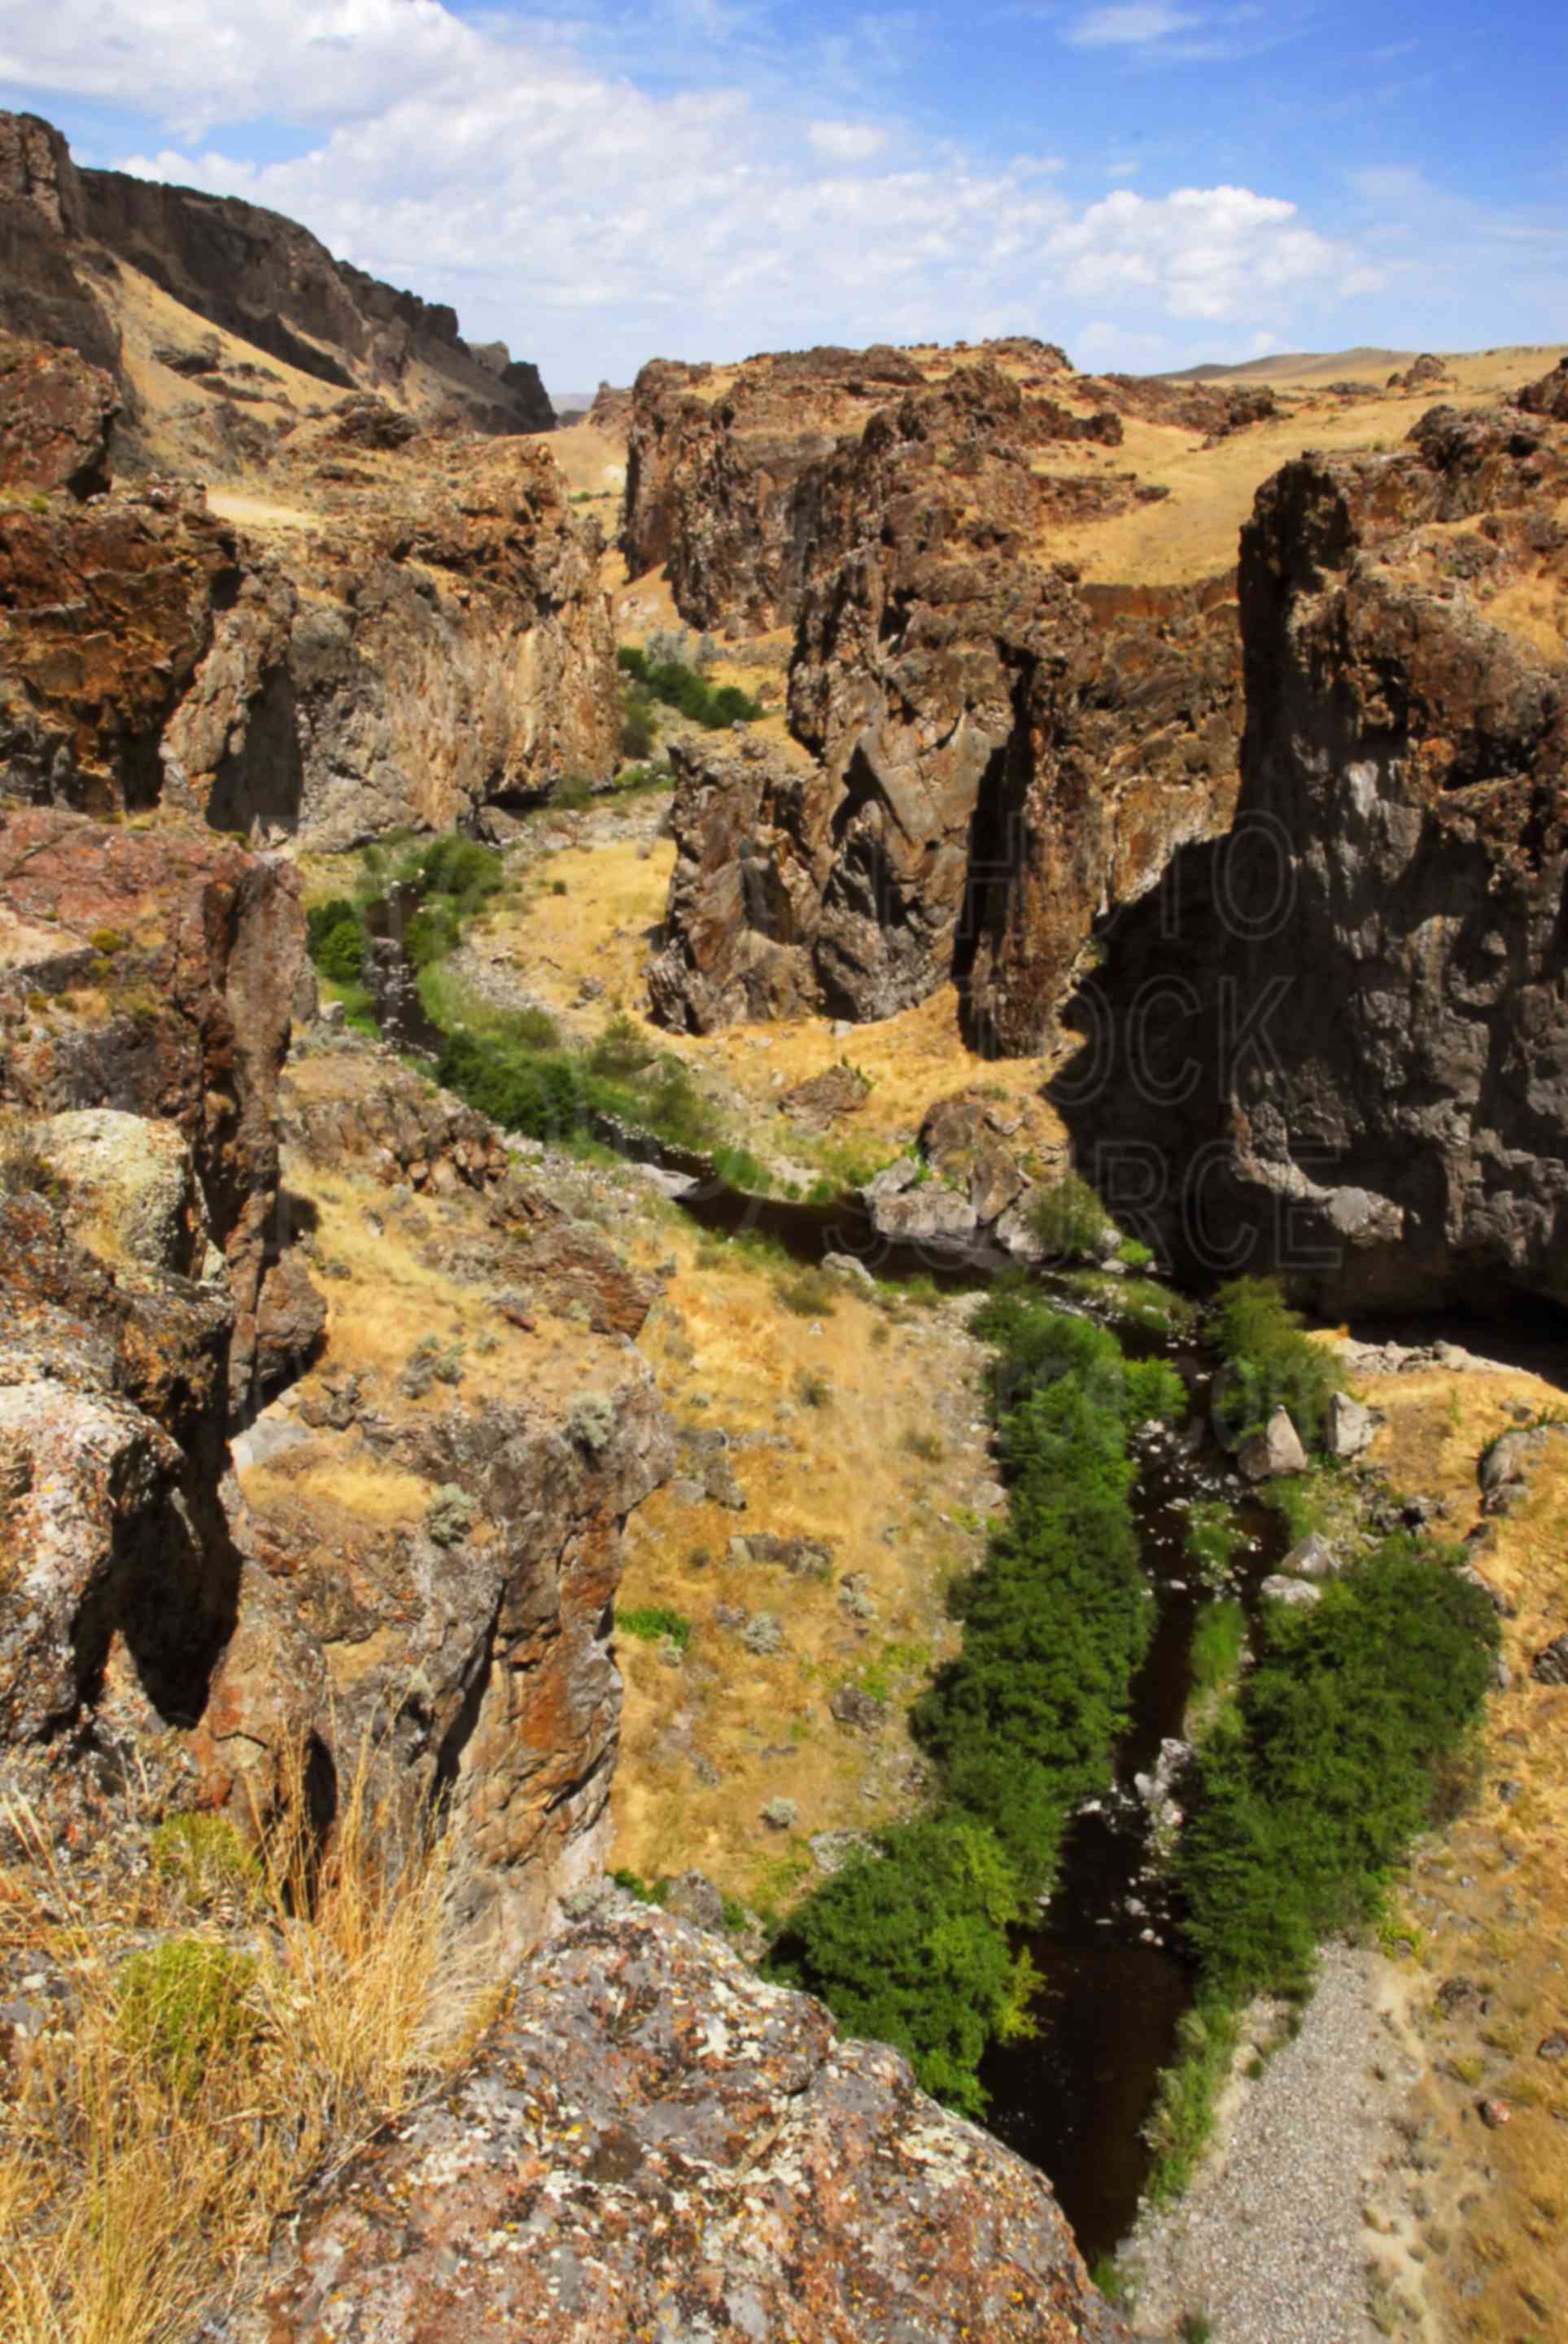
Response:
1283,1532,1340,1580
34,1109,215,1279
1531,1633,1568,1687
867,1180,979,1249
1238,1407,1308,1481
242,1907,1129,2344
663,1870,727,1932
1326,1391,1378,1460
1260,1574,1322,1608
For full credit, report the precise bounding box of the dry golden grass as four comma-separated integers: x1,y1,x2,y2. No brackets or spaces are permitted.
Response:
477,820,1066,1177
1342,1353,1568,2341
607,1213,996,1911
0,1735,491,2344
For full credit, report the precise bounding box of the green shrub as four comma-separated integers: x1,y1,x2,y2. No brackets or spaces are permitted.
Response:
414,834,504,913
1208,1275,1339,1452
770,1816,1033,2116
1179,1540,1498,2001
1188,1600,1247,1707
117,1939,258,2096
149,1815,259,1912
618,1605,692,1653
611,1865,670,1904
589,1013,658,1078
616,643,763,730
316,917,367,986
619,694,656,761
1027,1172,1112,1262
1119,1237,1155,1270
1185,1498,1245,1586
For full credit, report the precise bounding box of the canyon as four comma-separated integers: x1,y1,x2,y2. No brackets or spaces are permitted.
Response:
2,99,1567,2344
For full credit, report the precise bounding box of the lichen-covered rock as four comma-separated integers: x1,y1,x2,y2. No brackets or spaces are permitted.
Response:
0,330,116,496
242,1904,1129,2344
34,1109,216,1278
0,810,306,1411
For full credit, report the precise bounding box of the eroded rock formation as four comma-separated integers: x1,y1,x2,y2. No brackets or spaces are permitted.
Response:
1057,378,1568,1314
0,819,674,1954
0,369,616,839
649,364,1242,1039
242,1900,1129,2344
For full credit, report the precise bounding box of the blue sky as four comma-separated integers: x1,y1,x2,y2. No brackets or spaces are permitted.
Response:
2,0,1563,393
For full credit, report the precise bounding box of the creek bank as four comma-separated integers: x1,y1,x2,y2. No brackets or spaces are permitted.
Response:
1120,1942,1401,2344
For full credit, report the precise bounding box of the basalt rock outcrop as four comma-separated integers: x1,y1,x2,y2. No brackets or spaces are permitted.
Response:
0,110,553,450
649,362,1242,1038
161,427,617,844
0,820,675,1953
241,1901,1129,2344
0,331,116,497
0,372,616,839
0,808,305,1409
1056,378,1568,1314
623,341,1114,637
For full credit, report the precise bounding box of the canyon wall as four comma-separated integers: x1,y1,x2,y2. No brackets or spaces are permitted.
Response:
0,348,616,840
0,809,670,1953
648,361,1243,1042
1057,380,1568,1314
0,109,553,442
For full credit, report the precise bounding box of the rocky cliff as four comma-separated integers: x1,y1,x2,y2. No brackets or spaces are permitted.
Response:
1056,379,1568,1314
0,110,553,457
649,360,1242,1041
0,351,616,839
0,811,673,1953
240,1900,1129,2344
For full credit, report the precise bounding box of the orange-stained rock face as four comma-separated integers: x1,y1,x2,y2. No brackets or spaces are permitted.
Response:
0,808,306,1409
0,332,116,498
242,1901,1130,2344
0,483,238,811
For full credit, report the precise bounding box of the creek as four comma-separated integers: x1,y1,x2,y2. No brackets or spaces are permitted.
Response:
363,896,1286,2266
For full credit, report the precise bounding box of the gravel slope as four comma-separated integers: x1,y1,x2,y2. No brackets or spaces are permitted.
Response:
1122,1943,1416,2342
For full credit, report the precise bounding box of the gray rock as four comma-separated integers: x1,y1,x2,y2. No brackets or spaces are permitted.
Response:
829,1683,886,1734
1530,1633,1568,1686
760,1797,798,1832
1326,1391,1378,1459
809,1830,879,1876
740,1612,785,1656
868,1182,980,1248
1238,1407,1308,1480
1284,1533,1340,1580
1260,1573,1322,1607
664,1870,726,1931
823,1250,875,1287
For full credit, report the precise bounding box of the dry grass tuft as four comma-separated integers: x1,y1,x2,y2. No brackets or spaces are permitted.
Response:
0,1734,492,2344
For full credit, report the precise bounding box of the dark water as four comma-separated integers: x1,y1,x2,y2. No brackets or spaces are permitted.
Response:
976,1373,1280,2264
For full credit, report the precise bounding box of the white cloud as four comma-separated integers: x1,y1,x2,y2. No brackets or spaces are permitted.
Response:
1064,5,1199,47
807,120,888,163
0,0,1378,380
1047,186,1342,319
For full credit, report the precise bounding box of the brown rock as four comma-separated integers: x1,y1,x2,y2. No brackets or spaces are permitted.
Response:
1059,391,1568,1316
0,809,305,1411
242,1905,1128,2344
0,332,116,497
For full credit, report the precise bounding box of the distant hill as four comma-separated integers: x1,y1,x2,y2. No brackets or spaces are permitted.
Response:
1162,348,1417,383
